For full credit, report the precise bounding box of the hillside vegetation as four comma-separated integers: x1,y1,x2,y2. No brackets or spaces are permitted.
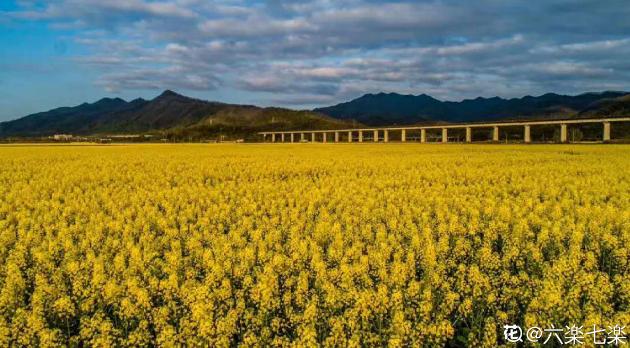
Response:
0,91,355,140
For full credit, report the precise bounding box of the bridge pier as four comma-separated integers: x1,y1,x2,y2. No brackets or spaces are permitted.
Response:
300,133,305,142
358,131,363,142
421,129,426,143
466,127,472,143
560,124,567,143
348,131,352,142
603,122,611,142
442,128,448,143
373,130,378,142
290,133,294,143
271,133,276,142
323,133,327,143
524,125,531,143
401,129,406,142
311,132,315,142
493,126,499,142
384,130,389,142
335,131,339,143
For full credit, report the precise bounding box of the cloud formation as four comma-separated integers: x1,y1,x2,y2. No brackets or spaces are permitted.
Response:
6,0,630,107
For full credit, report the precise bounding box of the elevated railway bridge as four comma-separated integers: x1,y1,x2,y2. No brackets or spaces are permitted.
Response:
259,117,630,143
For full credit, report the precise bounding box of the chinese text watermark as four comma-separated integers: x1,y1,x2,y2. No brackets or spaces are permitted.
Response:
504,324,626,345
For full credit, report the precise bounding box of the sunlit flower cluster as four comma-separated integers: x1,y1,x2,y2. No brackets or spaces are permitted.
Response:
0,144,628,347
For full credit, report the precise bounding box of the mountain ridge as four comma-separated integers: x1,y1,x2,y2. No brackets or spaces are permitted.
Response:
0,90,355,139
315,91,630,125
2,90,629,139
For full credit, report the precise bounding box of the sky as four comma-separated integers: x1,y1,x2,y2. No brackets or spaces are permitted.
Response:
1,0,629,122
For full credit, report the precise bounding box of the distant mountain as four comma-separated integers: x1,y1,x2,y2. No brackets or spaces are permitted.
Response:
578,94,630,117
314,91,630,126
0,97,147,137
0,90,355,139
2,90,629,140
312,93,447,125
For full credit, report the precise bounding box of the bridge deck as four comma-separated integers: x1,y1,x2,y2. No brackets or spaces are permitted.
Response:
259,117,629,143
259,117,630,135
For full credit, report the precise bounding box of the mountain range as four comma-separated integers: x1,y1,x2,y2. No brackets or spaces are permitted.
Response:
314,91,630,126
0,90,354,140
1,90,629,139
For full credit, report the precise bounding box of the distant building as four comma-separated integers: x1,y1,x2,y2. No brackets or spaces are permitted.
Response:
52,134,73,141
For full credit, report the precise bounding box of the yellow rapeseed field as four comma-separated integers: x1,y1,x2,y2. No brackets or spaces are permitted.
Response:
0,144,628,347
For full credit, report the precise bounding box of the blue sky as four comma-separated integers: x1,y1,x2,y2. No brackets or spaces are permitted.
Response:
1,0,629,121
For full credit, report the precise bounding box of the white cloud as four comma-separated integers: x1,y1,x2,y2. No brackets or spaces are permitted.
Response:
6,0,630,107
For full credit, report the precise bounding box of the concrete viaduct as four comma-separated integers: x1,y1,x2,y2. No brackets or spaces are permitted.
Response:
259,117,630,143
